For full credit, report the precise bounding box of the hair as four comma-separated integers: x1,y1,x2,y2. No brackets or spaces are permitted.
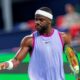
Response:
39,7,53,15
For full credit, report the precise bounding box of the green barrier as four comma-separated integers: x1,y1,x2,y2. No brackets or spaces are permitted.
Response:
0,53,30,63
0,74,29,80
0,52,80,63
0,74,76,80
65,74,76,80
0,52,80,80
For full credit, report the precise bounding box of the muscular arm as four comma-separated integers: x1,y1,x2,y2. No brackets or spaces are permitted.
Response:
12,46,29,68
0,35,33,70
12,35,33,68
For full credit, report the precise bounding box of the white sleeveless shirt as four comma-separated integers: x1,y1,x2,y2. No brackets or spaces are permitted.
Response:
28,29,65,80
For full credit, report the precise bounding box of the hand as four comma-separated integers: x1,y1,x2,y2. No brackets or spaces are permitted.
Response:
0,62,9,70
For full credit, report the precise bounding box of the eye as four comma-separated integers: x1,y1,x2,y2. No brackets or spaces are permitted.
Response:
39,18,44,22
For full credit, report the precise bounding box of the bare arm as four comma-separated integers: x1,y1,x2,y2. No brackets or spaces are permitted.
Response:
0,35,33,70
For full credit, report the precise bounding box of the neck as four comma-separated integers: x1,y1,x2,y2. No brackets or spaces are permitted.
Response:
40,26,54,36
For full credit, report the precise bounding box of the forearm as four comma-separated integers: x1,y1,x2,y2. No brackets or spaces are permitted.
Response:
4,58,20,70
11,58,20,68
7,47,29,69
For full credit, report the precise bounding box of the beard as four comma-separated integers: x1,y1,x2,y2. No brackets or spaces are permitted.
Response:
36,24,48,34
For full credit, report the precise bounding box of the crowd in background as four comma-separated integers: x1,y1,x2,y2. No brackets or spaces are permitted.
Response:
56,3,80,47
16,3,80,47
0,0,80,50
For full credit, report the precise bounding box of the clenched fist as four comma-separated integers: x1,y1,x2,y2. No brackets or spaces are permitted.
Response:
0,62,9,70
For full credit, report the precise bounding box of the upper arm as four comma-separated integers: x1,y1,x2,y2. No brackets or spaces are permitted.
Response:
9,34,33,68
14,35,33,62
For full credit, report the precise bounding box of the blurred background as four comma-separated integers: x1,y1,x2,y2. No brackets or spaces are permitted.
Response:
0,0,80,80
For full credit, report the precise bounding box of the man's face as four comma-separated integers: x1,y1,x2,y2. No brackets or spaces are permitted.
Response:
35,15,50,33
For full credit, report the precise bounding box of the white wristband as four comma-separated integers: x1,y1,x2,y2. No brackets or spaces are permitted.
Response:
6,60,13,70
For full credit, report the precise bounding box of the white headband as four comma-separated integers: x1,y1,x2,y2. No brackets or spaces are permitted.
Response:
35,10,53,19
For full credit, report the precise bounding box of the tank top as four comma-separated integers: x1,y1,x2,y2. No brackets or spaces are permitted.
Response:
28,29,65,80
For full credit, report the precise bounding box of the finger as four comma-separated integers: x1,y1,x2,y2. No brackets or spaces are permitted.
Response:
0,64,5,70
3,66,6,69
0,66,3,70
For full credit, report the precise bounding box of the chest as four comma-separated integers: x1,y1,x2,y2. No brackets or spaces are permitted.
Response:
35,35,62,54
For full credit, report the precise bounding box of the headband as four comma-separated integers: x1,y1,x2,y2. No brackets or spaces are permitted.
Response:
35,10,53,19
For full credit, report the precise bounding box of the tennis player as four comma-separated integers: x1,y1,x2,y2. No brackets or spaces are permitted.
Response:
0,7,79,80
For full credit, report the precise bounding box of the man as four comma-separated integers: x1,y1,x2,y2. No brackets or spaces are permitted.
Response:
0,7,78,80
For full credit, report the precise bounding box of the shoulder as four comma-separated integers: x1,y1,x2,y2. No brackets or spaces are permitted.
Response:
60,32,67,38
59,32,71,44
21,33,33,47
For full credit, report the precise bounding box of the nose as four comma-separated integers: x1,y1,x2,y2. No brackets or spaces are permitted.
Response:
35,21,40,25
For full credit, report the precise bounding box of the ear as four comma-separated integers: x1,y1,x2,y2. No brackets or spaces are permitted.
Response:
47,19,52,24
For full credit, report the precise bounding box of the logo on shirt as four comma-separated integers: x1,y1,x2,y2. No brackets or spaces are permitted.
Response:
45,42,49,44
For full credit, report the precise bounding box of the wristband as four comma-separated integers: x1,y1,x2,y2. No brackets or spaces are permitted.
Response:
6,60,13,70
